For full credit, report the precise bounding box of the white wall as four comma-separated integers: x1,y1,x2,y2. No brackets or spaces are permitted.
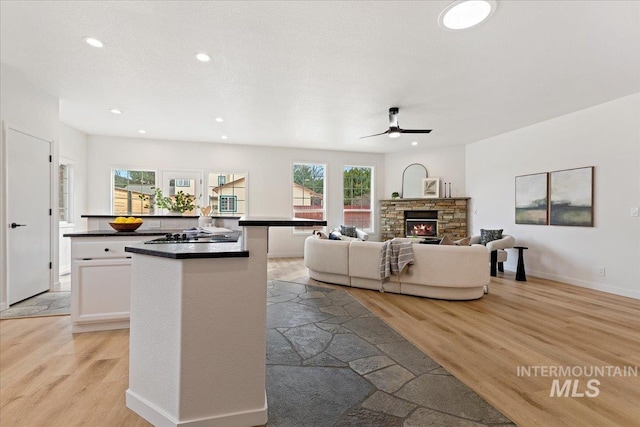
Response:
0,63,59,309
59,123,88,274
384,145,466,199
85,135,385,256
466,93,640,299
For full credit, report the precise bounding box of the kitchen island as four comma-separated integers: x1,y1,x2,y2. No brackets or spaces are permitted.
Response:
123,218,325,427
63,228,204,333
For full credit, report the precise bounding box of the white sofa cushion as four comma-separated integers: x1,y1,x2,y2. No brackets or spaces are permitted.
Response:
400,245,489,288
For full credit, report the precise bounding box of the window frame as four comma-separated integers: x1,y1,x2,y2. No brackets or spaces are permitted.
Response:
292,162,327,234
58,159,74,225
207,172,248,217
111,168,157,215
342,165,374,233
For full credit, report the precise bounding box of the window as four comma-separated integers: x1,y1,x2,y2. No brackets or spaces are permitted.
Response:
112,169,156,215
58,163,72,222
219,195,237,213
343,166,373,231
292,163,325,232
208,173,246,216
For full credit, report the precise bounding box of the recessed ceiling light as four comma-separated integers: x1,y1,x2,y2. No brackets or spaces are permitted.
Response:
439,0,496,30
109,109,122,114
411,141,418,146
215,117,224,122
138,129,147,134
221,135,228,140
195,52,211,62
84,37,104,48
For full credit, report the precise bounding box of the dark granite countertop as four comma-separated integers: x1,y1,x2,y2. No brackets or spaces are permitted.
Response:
63,229,188,237
65,218,325,238
81,214,200,218
124,242,248,259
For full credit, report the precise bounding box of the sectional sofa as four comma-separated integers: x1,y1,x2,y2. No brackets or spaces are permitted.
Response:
304,236,491,300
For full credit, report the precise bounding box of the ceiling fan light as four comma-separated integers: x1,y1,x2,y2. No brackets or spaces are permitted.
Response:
439,0,495,30
389,130,401,138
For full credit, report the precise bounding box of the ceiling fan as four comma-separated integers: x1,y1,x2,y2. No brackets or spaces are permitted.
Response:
360,107,432,139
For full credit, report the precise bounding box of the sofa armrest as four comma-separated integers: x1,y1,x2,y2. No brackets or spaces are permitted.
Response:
304,236,350,276
470,236,481,245
486,235,515,252
356,228,369,241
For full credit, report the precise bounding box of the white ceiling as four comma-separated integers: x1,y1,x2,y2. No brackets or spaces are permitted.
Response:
1,1,638,153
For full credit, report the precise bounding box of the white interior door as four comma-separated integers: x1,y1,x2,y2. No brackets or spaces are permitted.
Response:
7,128,51,304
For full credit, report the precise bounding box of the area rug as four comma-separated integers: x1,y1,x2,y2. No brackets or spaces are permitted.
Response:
0,291,70,319
266,280,515,426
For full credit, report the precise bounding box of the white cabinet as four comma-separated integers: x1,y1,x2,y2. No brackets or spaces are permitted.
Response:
70,236,145,333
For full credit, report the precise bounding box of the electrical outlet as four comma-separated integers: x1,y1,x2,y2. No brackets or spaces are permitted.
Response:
596,266,605,276
147,220,161,228
631,207,639,217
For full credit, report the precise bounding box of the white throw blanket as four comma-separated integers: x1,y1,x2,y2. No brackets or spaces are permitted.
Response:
379,239,414,281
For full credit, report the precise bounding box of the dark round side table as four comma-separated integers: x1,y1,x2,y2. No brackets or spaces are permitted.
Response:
514,246,528,282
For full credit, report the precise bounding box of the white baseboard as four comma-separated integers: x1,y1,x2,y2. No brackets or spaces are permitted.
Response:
526,268,640,299
268,252,303,259
126,389,268,427
72,320,130,333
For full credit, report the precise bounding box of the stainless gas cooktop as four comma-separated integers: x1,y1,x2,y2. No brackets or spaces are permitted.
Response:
144,232,240,244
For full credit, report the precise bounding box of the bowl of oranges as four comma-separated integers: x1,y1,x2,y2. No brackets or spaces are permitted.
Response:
109,217,143,232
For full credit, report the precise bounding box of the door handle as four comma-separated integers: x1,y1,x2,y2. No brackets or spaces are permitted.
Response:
10,223,26,228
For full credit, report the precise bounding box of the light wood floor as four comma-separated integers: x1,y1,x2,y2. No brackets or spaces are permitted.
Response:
1,258,639,426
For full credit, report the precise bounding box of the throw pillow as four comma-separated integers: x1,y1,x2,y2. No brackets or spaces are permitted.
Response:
454,236,471,246
340,225,357,238
480,229,503,245
329,230,343,240
312,230,328,239
439,235,455,245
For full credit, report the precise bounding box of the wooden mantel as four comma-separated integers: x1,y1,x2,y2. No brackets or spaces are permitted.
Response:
379,197,470,241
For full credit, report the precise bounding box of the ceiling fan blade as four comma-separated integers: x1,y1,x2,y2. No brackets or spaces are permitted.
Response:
359,129,390,139
399,128,432,134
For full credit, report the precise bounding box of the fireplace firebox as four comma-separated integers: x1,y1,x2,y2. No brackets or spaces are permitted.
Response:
404,210,439,237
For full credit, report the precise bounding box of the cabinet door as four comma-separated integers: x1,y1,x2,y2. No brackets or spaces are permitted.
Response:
72,258,131,324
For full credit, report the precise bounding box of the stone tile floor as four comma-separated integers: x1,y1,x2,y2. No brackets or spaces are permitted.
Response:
0,275,70,319
266,280,515,427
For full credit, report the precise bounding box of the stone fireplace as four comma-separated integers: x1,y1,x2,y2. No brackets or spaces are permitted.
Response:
380,198,469,241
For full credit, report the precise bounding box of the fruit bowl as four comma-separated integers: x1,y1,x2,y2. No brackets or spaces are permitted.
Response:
109,221,143,232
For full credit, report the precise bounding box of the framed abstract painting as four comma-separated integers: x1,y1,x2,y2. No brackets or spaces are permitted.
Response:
549,166,594,227
515,173,548,225
421,178,440,198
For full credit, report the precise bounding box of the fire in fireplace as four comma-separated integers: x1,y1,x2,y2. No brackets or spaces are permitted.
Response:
406,219,438,237
404,210,439,237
